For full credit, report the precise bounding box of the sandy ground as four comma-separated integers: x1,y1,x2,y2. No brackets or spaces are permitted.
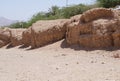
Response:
0,40,120,81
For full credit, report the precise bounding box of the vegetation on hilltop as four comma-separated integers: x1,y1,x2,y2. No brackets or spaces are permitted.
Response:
9,0,120,28
9,3,97,28
97,0,120,8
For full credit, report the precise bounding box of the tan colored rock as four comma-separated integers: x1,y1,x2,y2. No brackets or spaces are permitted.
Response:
79,22,93,35
93,19,119,34
92,35,113,48
22,27,31,47
9,29,26,46
66,22,79,45
78,34,93,48
66,8,120,48
31,19,69,48
0,28,10,41
70,14,81,22
0,28,11,47
112,31,120,48
80,8,114,23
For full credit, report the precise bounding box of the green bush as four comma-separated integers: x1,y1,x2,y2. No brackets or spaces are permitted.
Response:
9,22,28,28
61,4,92,18
97,0,120,8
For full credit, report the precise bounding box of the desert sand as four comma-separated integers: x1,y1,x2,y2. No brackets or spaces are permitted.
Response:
0,40,120,81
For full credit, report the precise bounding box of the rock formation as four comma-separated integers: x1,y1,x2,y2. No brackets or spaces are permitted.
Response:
22,27,31,47
66,8,120,48
80,8,114,23
1,8,120,49
9,28,26,46
0,28,11,47
70,14,81,22
30,19,69,48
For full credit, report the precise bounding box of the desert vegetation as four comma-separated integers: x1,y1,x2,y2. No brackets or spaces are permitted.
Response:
97,0,120,8
9,3,98,28
8,0,120,28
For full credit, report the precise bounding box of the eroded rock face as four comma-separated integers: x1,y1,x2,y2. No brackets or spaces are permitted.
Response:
66,22,79,45
0,28,11,47
80,8,114,23
22,27,32,47
112,30,120,48
66,15,82,45
70,14,81,22
31,19,69,48
66,8,120,48
1,8,120,49
9,29,26,46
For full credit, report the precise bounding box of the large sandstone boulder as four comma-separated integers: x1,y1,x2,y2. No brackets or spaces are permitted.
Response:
112,30,120,48
66,15,82,45
9,28,26,46
80,8,114,23
66,22,79,45
66,8,120,48
0,28,10,41
0,28,11,47
22,27,31,47
31,19,69,48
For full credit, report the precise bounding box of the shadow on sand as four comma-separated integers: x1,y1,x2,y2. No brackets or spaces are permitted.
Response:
5,39,120,51
60,39,120,51
6,43,14,49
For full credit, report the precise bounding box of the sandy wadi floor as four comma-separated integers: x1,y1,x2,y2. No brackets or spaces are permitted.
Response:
0,40,120,81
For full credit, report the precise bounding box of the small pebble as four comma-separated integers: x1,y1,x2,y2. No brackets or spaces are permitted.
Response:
91,61,94,63
65,64,68,66
77,62,79,64
101,62,105,64
61,54,66,56
20,56,23,58
56,68,59,70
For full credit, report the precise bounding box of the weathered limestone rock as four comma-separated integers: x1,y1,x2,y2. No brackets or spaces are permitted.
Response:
66,8,120,48
66,22,79,45
112,31,120,48
9,29,26,46
31,19,69,48
80,8,114,23
22,27,32,47
0,28,11,47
